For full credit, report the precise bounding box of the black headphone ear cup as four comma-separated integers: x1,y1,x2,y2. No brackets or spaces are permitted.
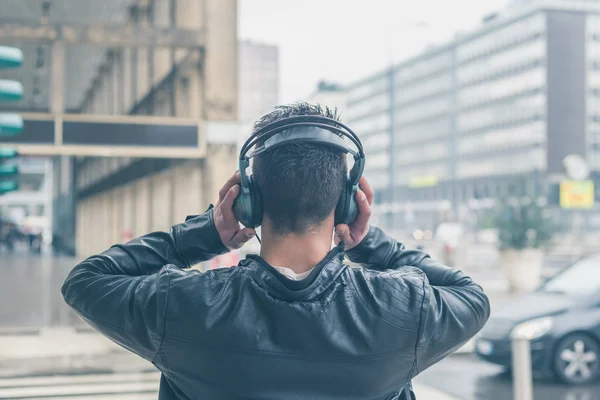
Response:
346,185,359,224
249,176,263,228
335,177,352,225
233,189,253,228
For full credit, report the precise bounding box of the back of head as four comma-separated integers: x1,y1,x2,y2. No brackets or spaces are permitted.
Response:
252,103,347,236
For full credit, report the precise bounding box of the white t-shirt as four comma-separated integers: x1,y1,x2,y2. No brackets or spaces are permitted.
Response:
273,266,314,281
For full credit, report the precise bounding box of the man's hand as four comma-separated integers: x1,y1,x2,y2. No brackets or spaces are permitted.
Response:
214,172,256,250
334,176,373,250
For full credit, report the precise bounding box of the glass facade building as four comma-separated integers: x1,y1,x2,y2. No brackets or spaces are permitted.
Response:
346,2,600,231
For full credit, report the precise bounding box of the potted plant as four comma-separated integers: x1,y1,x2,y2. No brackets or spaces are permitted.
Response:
489,193,554,292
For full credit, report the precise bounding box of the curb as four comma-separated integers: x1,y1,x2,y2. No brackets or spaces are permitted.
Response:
0,325,94,337
0,328,40,337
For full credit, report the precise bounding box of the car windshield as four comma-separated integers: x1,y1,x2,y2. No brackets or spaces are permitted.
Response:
541,255,600,295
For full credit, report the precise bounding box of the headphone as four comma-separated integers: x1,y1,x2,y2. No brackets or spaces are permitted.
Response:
233,115,365,229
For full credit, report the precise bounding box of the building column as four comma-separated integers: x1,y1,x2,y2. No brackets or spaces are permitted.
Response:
173,0,203,118
172,160,203,224
132,3,152,108
202,144,238,207
151,169,172,232
122,182,136,242
204,0,237,121
77,198,86,257
111,53,120,115
122,48,132,113
134,177,151,236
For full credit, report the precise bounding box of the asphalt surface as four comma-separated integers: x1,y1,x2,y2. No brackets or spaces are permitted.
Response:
0,251,84,330
416,353,600,400
2,252,599,400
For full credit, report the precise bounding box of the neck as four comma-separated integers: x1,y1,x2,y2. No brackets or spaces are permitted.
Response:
259,219,334,274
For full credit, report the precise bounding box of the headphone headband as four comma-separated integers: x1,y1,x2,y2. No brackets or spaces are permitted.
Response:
240,116,364,159
239,115,365,186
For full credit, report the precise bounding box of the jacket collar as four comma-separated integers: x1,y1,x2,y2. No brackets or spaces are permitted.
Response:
241,243,346,301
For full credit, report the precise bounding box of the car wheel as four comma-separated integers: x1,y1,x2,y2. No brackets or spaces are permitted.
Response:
554,333,600,385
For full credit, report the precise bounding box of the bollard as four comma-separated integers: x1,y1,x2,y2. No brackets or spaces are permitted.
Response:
511,336,533,400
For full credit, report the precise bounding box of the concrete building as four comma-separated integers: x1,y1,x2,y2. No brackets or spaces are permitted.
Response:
345,0,600,232
238,40,279,123
306,82,348,121
0,0,239,257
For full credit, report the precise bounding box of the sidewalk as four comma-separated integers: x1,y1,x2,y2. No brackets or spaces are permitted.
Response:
0,327,121,360
0,328,465,399
413,383,460,400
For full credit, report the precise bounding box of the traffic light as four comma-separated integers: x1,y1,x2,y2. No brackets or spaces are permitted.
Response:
0,45,23,195
0,147,19,194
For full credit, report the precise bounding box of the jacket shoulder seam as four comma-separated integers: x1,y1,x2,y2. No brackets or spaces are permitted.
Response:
346,270,418,333
414,275,428,375
151,267,170,365
70,298,162,339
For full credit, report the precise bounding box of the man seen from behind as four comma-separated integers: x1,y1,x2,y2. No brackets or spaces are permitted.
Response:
62,103,490,399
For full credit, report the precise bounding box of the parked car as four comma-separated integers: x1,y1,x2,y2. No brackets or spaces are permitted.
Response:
475,254,600,385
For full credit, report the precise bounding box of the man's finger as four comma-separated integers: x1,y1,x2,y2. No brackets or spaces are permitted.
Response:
334,224,350,245
218,171,241,203
358,177,375,206
228,228,256,250
351,190,371,229
220,185,240,223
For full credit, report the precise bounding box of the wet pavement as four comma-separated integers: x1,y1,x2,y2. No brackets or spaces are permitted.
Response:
2,253,599,399
415,353,600,400
0,253,84,330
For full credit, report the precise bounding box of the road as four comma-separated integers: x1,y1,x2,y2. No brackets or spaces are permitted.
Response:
1,253,598,399
415,353,600,400
0,253,84,331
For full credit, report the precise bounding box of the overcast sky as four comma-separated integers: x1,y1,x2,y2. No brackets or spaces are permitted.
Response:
238,0,509,103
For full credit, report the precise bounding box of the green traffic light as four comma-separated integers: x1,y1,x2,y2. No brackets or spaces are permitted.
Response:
0,180,18,194
0,80,23,102
0,46,23,69
0,45,22,194
0,164,18,176
0,113,23,136
0,148,18,159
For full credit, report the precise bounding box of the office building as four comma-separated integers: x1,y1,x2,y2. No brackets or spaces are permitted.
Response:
238,40,279,123
306,81,348,121
0,0,239,256
346,0,600,231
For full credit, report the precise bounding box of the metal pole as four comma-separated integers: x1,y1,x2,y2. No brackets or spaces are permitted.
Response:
512,337,534,400
573,210,582,262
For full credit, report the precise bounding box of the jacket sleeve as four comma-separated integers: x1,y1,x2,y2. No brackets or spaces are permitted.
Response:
346,226,490,374
61,208,229,362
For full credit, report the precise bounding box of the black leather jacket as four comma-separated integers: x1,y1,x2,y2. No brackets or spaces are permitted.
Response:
62,208,490,400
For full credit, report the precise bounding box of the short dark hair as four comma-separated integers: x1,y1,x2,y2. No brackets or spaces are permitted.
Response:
252,103,347,235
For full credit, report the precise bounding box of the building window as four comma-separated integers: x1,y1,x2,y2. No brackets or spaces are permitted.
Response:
457,39,545,86
347,76,389,104
458,67,545,108
456,13,545,63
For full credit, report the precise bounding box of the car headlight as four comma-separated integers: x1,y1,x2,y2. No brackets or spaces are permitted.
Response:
511,317,554,340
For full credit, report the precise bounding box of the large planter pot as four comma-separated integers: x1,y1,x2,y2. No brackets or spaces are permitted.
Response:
500,248,544,292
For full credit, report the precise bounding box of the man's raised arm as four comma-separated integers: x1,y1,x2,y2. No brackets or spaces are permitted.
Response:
61,171,255,362
337,177,490,375
60,208,229,361
346,225,490,373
